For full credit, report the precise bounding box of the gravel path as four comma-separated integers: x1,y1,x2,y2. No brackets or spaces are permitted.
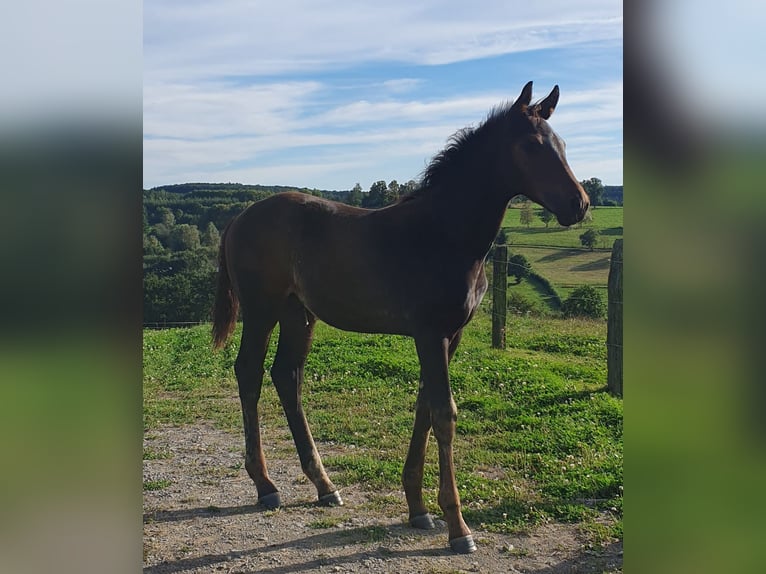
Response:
143,424,621,573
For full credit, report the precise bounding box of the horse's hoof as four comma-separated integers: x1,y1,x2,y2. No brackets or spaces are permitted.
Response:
318,491,343,506
258,492,282,509
410,513,436,530
449,534,477,554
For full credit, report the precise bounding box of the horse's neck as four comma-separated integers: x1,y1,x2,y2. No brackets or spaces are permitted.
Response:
431,181,510,261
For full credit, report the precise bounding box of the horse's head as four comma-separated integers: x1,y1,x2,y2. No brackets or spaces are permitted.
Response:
503,81,589,227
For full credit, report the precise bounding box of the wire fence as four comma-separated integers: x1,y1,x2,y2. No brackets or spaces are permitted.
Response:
488,249,623,307
486,239,623,373
144,321,208,330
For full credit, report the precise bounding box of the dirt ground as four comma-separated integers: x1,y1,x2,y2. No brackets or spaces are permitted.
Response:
143,424,622,574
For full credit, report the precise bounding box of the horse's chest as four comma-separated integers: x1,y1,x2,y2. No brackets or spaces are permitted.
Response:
435,269,488,331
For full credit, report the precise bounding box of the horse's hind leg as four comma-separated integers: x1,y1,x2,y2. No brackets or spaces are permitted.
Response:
235,311,280,508
403,387,433,528
271,296,342,506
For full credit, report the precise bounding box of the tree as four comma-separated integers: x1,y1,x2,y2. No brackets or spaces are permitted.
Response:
495,228,508,245
562,285,606,319
347,183,363,206
507,254,531,283
168,224,201,251
577,207,593,228
157,207,175,227
201,222,220,248
143,234,165,256
538,208,554,227
143,204,150,234
520,203,533,227
363,180,388,208
204,202,250,231
151,207,177,247
143,248,218,323
399,180,418,197
152,223,172,247
383,180,400,205
580,177,605,206
579,228,598,251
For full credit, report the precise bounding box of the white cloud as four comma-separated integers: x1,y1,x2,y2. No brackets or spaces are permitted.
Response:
143,2,622,187
143,81,322,139
143,82,622,188
144,1,622,82
313,95,503,128
381,79,425,94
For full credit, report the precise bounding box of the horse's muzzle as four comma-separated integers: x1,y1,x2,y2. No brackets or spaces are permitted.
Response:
571,195,589,220
556,196,589,227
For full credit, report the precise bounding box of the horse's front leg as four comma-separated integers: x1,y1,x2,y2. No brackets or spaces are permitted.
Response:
403,387,434,529
414,333,476,554
403,329,464,531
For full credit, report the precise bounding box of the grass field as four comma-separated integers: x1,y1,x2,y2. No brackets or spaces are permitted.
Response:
501,205,623,249
496,205,622,310
143,307,622,540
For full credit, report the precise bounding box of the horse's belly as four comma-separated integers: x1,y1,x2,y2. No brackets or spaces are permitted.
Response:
299,293,411,335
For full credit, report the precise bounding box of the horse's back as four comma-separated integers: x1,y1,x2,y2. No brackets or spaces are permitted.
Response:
225,191,481,336
226,192,368,306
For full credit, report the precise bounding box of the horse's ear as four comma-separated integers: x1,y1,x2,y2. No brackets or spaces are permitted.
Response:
512,81,534,112
538,85,560,119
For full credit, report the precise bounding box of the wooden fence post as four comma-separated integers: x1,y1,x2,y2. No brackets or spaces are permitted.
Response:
492,245,508,349
607,239,623,397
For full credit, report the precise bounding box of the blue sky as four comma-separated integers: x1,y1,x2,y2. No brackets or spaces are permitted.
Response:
143,1,622,191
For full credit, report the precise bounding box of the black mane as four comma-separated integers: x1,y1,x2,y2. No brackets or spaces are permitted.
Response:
394,95,553,206
397,101,535,203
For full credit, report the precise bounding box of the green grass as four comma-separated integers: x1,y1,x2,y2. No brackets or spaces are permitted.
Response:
143,309,621,537
143,479,172,491
143,447,173,460
513,248,612,287
502,205,622,249
504,250,611,315
492,206,621,313
307,515,348,529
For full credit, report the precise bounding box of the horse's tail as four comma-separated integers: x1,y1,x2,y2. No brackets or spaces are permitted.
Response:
211,220,239,350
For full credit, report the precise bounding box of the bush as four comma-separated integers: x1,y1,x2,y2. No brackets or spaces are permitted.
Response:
562,285,606,319
527,271,562,311
143,268,217,324
143,250,218,324
579,229,598,250
507,254,531,283
507,292,538,315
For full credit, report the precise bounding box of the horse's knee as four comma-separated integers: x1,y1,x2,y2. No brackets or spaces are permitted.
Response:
270,360,298,388
430,401,457,424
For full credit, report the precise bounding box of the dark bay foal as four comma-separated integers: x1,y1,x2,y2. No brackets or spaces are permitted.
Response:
212,81,589,553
